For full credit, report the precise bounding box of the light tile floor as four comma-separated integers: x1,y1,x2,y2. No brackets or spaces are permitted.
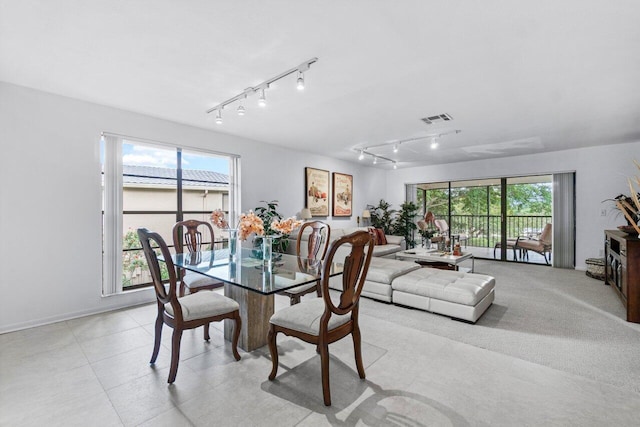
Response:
2,292,639,426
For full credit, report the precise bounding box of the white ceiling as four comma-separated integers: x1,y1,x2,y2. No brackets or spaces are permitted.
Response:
2,0,639,169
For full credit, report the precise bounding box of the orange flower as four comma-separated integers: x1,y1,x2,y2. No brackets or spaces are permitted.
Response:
271,217,303,235
210,209,229,229
238,211,264,241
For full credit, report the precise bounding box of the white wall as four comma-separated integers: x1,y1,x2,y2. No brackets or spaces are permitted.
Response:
385,141,640,270
0,82,385,332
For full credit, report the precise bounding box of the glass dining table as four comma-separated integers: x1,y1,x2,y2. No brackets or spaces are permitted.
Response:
161,247,343,351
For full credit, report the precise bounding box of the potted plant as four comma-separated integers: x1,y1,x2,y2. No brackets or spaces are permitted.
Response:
393,201,420,249
253,200,295,253
367,199,396,234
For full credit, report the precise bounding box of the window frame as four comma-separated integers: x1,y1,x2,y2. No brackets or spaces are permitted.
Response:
101,133,240,295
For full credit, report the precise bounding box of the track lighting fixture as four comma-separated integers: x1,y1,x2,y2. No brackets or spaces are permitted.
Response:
206,57,317,119
237,97,246,116
353,130,461,168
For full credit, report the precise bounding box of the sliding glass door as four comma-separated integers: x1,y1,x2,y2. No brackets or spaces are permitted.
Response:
416,174,563,265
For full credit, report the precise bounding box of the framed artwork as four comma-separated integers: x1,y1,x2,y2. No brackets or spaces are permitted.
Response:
332,172,353,217
305,167,330,217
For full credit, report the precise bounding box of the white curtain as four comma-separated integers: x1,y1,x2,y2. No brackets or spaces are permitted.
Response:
102,134,123,295
552,172,575,268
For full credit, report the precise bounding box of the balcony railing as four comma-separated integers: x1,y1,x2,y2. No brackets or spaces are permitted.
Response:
448,214,552,248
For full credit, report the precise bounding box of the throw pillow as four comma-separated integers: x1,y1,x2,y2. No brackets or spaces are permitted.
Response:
375,228,387,245
367,227,379,245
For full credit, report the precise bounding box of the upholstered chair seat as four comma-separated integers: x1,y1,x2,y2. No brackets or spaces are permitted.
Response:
269,298,350,335
165,292,240,322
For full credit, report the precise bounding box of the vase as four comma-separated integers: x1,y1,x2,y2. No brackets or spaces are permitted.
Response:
262,235,273,268
227,229,238,261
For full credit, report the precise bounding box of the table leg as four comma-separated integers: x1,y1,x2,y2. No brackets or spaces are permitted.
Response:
223,284,274,352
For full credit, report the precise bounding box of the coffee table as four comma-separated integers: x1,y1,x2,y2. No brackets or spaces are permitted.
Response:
395,248,474,272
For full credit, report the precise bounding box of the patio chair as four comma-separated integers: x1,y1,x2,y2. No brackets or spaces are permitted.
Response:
434,219,469,248
493,239,519,260
515,223,552,265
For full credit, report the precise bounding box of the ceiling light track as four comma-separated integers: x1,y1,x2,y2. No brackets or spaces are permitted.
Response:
206,57,318,122
356,149,397,167
359,130,461,152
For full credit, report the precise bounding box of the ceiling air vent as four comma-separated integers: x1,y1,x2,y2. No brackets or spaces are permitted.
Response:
420,113,453,125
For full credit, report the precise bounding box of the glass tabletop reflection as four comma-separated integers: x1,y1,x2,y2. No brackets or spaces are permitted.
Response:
161,247,343,295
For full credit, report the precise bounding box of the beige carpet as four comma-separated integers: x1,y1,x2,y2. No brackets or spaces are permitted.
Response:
358,259,640,393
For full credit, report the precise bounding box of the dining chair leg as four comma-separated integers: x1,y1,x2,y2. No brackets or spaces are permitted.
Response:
168,329,183,384
231,312,241,361
150,310,163,364
268,327,278,380
319,341,331,406
203,323,210,341
352,325,366,379
315,282,321,298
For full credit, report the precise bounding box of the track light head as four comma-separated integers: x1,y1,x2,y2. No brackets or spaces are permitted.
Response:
373,156,378,165
393,143,399,153
358,150,364,161
215,110,222,124
258,89,266,107
393,162,397,169
296,71,305,91
430,137,439,149
237,105,245,116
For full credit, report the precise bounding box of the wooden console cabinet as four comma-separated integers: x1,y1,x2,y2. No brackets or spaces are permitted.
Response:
604,230,640,323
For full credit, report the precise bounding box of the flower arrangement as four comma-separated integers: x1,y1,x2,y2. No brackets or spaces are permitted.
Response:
210,209,265,241
271,217,303,235
237,211,265,241
210,210,229,229
606,160,640,235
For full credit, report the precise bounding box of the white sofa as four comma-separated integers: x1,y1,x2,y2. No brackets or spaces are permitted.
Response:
286,226,405,259
291,226,494,322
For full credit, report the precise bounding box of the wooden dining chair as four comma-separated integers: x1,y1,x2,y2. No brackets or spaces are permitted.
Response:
268,230,374,406
137,228,241,384
172,219,223,297
279,221,330,305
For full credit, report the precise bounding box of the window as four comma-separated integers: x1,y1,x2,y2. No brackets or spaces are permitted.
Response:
101,134,239,295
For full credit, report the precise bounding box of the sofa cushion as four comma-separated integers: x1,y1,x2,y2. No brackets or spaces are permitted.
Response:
392,268,495,306
372,244,403,257
374,228,387,245
366,257,421,284
367,227,379,245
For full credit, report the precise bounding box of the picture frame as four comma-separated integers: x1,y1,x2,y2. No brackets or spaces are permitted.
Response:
305,167,330,217
332,172,353,217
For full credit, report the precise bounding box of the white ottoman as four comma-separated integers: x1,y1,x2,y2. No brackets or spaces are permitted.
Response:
391,268,495,322
329,257,420,302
